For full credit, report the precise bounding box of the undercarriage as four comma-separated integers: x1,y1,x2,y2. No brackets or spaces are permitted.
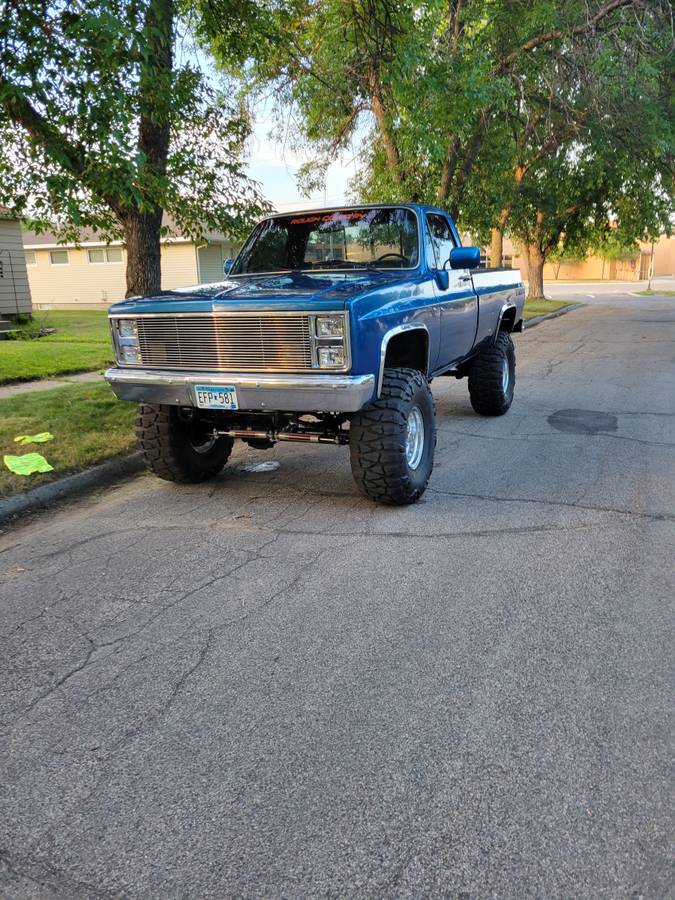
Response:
191,409,351,448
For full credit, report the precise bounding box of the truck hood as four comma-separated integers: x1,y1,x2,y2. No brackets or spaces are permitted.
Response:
108,270,411,315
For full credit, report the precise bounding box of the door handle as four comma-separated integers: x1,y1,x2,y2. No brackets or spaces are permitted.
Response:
458,275,472,283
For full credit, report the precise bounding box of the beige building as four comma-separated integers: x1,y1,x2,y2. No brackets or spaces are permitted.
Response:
0,207,32,321
23,225,240,309
496,233,674,281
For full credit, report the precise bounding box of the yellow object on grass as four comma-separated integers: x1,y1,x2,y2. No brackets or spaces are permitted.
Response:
14,432,55,445
4,453,54,476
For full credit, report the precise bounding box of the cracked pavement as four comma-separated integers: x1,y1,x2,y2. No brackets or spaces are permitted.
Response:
1,295,674,898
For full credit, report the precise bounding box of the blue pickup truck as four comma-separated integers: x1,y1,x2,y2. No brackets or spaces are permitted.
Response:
105,204,525,504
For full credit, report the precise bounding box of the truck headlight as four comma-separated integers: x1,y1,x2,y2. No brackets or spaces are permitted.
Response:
313,313,348,369
118,319,138,339
318,346,345,368
316,316,344,338
112,318,141,365
119,343,141,364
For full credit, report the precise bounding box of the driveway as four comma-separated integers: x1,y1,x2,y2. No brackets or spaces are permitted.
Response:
1,295,673,898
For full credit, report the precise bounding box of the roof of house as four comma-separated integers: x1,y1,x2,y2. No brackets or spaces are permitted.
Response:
22,215,231,249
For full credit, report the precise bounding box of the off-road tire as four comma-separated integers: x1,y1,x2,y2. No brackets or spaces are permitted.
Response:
135,404,234,483
349,367,436,505
468,331,515,416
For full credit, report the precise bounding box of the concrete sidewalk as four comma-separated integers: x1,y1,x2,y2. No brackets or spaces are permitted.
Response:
543,276,674,298
0,370,102,400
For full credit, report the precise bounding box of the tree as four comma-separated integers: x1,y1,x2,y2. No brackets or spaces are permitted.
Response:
507,138,672,298
0,0,267,297
229,1,658,203
207,0,672,298
504,2,673,297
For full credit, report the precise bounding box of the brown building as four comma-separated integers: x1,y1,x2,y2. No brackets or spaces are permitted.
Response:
495,233,674,281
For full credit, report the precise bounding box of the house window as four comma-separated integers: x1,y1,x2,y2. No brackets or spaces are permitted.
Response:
87,247,123,263
25,250,36,266
49,249,69,265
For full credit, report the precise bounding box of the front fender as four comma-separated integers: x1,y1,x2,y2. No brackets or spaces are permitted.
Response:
376,323,431,396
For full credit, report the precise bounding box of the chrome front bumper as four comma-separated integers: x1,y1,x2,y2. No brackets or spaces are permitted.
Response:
104,368,375,413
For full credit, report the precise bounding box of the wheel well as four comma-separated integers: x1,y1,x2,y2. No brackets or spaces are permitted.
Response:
498,306,517,333
383,330,429,376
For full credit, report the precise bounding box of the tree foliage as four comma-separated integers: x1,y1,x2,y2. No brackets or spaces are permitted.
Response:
503,4,673,295
0,0,268,295
202,0,674,296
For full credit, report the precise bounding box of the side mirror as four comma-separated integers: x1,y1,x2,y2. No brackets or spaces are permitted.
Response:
223,258,234,275
448,246,480,270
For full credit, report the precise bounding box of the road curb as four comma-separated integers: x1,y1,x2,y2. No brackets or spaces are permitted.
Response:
0,453,145,525
525,303,584,329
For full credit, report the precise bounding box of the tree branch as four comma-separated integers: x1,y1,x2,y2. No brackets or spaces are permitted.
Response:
450,118,486,217
137,0,173,192
437,136,461,202
494,0,643,75
0,73,124,217
366,65,402,183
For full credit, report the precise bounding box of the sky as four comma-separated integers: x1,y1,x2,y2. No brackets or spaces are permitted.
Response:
245,103,360,212
181,40,362,213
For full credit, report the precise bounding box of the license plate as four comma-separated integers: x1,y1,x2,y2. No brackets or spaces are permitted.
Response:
194,385,238,410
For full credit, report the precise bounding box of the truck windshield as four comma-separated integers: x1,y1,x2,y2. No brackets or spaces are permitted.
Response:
231,207,419,275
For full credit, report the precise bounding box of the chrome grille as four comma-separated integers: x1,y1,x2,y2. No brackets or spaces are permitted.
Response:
135,314,314,372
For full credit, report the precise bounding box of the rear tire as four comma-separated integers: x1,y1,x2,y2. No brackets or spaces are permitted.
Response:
468,331,515,416
135,404,233,483
349,367,436,505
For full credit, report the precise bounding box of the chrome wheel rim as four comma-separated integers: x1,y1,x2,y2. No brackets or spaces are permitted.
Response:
502,357,510,394
192,434,218,454
405,406,425,470
178,408,218,454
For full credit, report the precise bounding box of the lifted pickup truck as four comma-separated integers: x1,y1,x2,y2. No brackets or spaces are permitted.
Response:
105,204,524,505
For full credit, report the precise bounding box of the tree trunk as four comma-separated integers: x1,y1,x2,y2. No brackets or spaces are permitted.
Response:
437,138,460,204
121,0,172,298
123,209,163,297
490,204,513,267
490,227,503,268
525,243,546,300
367,68,401,184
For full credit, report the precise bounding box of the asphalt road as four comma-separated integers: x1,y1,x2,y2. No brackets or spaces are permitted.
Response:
2,295,674,899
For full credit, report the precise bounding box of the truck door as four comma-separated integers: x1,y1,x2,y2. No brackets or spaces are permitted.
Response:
426,213,478,369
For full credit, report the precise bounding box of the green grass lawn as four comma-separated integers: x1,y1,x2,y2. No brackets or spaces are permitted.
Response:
635,289,675,297
0,381,136,498
37,309,112,342
523,298,576,320
0,310,114,384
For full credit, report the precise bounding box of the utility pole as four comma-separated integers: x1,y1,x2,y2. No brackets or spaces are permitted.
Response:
647,240,655,292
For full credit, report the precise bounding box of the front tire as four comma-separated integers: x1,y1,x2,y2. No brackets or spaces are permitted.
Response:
349,367,436,505
468,331,515,416
135,404,234,483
